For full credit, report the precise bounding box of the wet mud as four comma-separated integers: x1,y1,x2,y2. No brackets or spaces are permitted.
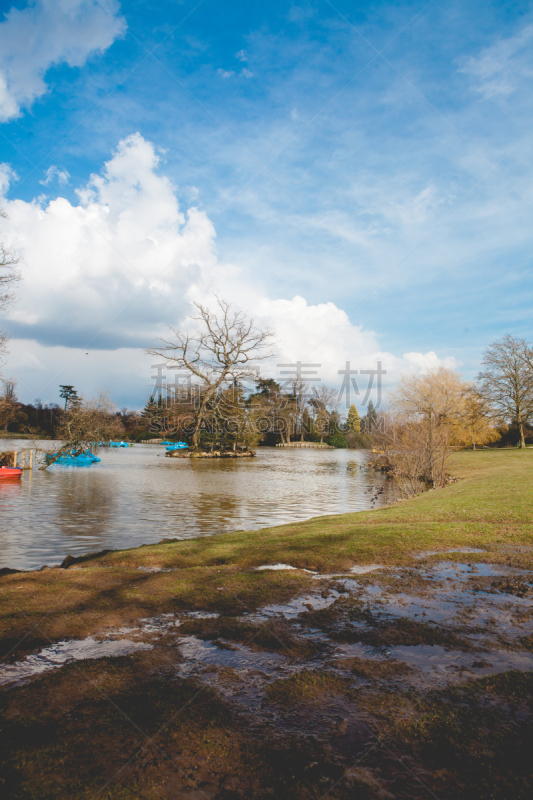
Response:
2,553,533,798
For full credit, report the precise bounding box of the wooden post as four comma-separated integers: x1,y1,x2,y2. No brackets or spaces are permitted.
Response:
22,450,26,469
13,450,17,468
29,449,34,470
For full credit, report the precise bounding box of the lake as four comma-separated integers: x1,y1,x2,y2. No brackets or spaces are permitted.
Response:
0,443,396,571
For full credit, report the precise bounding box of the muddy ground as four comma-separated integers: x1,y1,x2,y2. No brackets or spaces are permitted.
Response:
1,549,533,799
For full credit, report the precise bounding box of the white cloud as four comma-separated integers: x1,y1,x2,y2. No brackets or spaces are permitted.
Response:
0,133,457,407
39,165,70,186
402,351,458,373
186,293,457,402
241,68,254,79
1,133,218,348
217,69,235,79
0,0,126,122
459,23,533,99
235,50,248,61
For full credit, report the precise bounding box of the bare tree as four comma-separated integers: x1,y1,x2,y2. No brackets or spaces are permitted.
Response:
148,298,273,450
0,380,19,432
0,210,21,369
39,392,124,469
0,211,21,310
308,385,338,444
478,335,533,448
392,367,465,484
375,411,452,496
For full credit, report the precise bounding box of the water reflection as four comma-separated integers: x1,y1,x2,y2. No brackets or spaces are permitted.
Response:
0,444,397,571
50,472,117,539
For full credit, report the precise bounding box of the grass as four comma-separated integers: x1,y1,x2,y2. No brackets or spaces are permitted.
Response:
1,448,532,653
266,670,352,705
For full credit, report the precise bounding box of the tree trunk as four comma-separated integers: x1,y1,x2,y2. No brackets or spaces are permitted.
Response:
519,422,526,448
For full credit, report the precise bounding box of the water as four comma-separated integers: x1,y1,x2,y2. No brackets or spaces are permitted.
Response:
2,560,533,690
0,443,395,571
0,638,152,688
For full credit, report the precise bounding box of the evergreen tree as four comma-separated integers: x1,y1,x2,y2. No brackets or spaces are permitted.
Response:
363,400,378,432
141,396,159,428
347,404,361,433
59,385,79,410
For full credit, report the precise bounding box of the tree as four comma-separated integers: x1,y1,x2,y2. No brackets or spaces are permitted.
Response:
363,400,378,433
375,411,452,496
386,367,466,487
315,406,329,444
247,379,287,445
477,335,533,448
148,297,273,450
59,385,79,410
0,210,21,369
347,404,361,433
452,387,500,450
308,385,338,444
0,211,20,310
40,393,125,469
140,395,160,431
0,380,19,432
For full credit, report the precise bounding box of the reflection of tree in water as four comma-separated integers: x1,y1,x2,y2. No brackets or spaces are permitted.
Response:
0,479,22,564
54,473,116,540
158,459,246,536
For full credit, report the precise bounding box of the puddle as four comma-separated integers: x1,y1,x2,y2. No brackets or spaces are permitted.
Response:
256,592,341,619
416,548,486,558
0,638,152,687
137,566,173,573
255,563,318,574
349,564,384,575
389,644,533,681
178,635,287,674
4,559,533,699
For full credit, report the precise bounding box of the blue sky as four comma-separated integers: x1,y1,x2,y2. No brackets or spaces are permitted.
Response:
0,0,532,408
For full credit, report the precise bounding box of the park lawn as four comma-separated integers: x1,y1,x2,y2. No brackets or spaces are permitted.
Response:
1,448,532,654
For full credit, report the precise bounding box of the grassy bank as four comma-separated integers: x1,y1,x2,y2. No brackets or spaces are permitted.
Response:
1,448,532,654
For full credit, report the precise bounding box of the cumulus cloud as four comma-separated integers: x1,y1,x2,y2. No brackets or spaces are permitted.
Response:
1,133,218,348
1,133,456,407
0,0,126,121
186,293,457,405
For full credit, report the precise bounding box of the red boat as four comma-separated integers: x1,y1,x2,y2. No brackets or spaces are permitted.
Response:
0,467,23,479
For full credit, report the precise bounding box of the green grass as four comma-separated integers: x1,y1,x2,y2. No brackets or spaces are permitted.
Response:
1,449,532,650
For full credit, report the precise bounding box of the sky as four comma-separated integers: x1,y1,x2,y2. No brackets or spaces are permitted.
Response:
0,0,532,410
